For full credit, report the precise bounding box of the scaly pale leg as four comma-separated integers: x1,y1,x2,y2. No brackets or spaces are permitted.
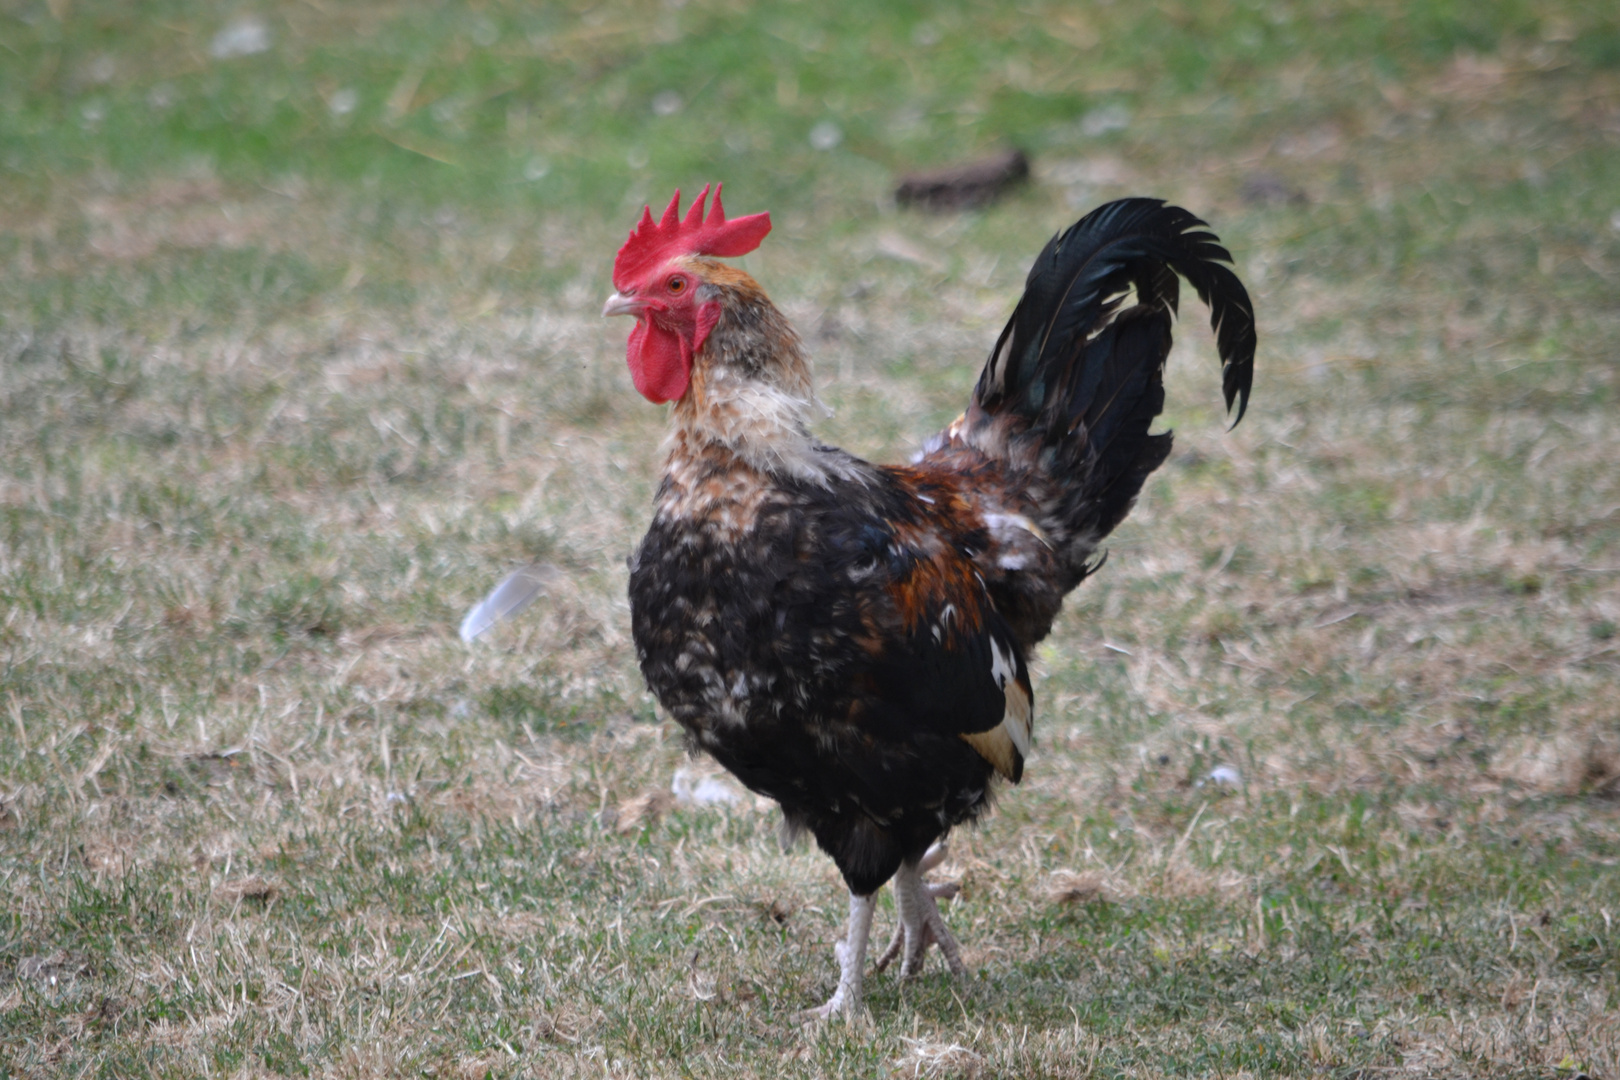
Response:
802,890,876,1021
872,842,964,977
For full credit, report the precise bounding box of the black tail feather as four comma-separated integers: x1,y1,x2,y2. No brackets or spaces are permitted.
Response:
1067,306,1175,540
975,197,1256,428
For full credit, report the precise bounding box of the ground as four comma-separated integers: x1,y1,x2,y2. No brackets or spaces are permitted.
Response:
1,1,1618,1076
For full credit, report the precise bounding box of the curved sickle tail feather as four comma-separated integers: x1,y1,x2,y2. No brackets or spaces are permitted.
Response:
974,197,1256,427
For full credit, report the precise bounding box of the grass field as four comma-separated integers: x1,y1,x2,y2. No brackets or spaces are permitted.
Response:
3,0,1620,1075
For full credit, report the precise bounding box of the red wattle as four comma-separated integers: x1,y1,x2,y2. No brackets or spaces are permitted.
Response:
627,319,692,404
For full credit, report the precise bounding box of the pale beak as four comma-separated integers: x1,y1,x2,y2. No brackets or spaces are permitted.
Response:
601,291,644,318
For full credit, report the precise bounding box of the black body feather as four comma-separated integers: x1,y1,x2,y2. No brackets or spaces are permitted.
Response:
631,468,1025,896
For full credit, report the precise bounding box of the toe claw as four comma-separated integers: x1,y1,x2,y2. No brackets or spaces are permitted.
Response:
880,848,972,984
800,997,851,1023
871,923,903,974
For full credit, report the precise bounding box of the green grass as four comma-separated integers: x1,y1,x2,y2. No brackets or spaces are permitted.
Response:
3,0,1620,1076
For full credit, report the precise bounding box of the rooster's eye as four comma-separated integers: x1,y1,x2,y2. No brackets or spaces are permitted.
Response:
667,276,686,294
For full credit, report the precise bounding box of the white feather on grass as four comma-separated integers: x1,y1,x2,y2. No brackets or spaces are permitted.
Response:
459,563,561,643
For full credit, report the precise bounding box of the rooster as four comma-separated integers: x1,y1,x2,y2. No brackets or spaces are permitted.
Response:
602,185,1255,1018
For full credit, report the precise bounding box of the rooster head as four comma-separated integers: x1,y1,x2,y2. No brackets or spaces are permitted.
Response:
603,184,772,404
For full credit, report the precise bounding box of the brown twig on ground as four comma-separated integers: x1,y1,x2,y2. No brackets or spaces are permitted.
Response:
896,149,1030,211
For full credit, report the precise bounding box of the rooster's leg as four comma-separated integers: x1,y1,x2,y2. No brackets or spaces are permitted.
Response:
872,842,964,978
802,890,876,1021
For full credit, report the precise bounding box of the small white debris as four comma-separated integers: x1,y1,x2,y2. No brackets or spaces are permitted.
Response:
809,121,843,151
460,563,561,643
1610,210,1620,235
431,96,464,126
652,90,683,116
328,88,358,118
672,766,743,807
1200,765,1243,789
1081,103,1131,137
210,18,272,60
523,156,550,181
82,54,117,86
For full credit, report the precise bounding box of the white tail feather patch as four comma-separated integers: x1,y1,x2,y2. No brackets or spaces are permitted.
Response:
961,634,1032,781
983,512,1053,549
989,634,1016,687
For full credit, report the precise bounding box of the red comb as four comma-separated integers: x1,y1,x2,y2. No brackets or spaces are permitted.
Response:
613,184,771,290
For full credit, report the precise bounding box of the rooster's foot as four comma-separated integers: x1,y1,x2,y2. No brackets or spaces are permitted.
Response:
800,890,875,1022
872,842,965,978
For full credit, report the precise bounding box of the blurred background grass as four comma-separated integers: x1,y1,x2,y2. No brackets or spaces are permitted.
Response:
3,1,1620,1076
3,0,1616,315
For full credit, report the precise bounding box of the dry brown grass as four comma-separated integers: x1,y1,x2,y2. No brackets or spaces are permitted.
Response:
4,2,1620,1076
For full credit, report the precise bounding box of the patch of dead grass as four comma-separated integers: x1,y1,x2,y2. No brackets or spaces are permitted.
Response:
1045,868,1127,907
